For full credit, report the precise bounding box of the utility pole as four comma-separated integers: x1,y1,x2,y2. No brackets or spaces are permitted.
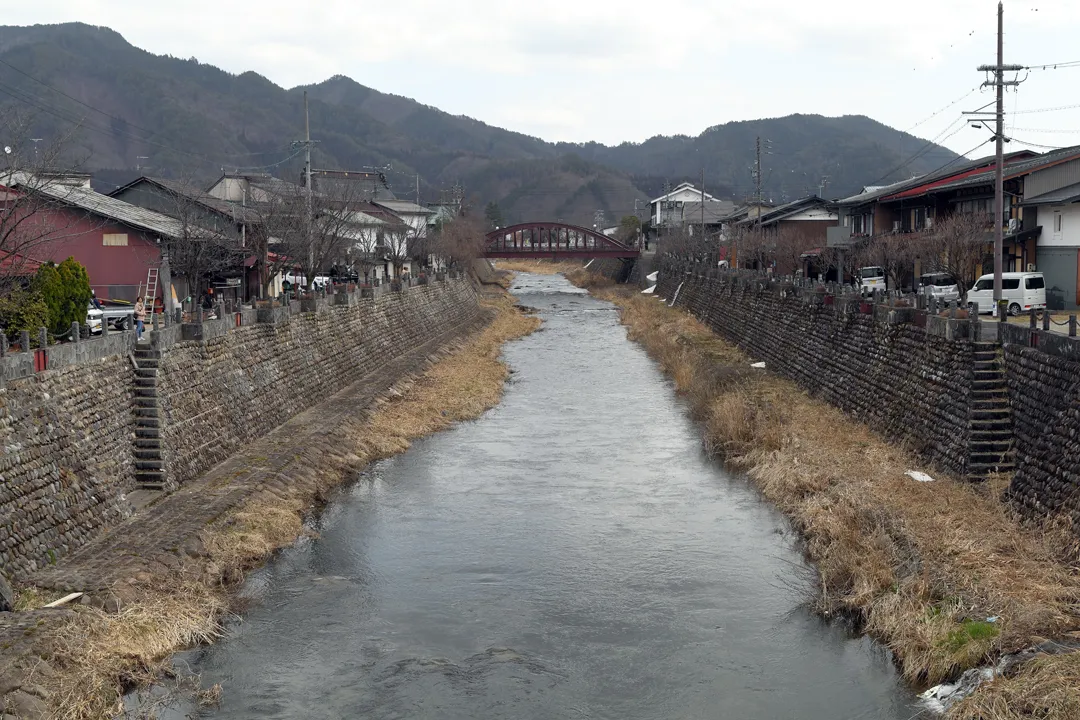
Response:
700,167,706,242
136,156,149,173
755,136,763,264
977,2,1022,312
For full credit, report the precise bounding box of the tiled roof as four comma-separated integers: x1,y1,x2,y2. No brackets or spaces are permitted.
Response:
110,177,259,223
924,145,1080,194
30,181,226,240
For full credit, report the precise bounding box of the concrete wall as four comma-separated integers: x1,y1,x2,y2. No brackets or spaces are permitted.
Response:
656,259,976,477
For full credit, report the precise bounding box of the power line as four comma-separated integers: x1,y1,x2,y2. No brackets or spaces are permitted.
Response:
0,57,282,158
1009,137,1070,151
1024,60,1080,71
904,88,979,133
1011,103,1080,114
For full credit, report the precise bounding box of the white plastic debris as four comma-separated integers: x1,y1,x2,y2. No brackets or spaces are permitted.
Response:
750,362,766,369
584,259,594,269
647,271,659,282
641,285,656,294
905,470,935,483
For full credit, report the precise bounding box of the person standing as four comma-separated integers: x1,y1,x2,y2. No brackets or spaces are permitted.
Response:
134,296,147,341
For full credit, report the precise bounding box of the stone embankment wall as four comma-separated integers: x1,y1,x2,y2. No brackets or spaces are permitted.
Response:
0,355,136,579
656,260,976,477
157,278,479,487
0,276,481,580
998,324,1080,523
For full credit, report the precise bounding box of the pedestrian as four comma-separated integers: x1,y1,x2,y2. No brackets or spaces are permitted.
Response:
134,296,146,341
91,289,103,310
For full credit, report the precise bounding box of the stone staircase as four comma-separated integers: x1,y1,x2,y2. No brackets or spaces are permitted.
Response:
968,341,1015,479
133,342,167,491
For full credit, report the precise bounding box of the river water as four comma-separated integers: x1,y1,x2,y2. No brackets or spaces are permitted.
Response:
175,273,917,719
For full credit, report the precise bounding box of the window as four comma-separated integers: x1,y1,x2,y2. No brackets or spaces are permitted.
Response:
1003,278,1020,290
913,207,926,230
974,278,994,291
859,267,885,279
102,233,128,246
1055,213,1063,232
1026,276,1045,290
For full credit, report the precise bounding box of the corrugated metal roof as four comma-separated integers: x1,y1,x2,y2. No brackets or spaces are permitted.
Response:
682,200,736,224
1021,181,1080,206
736,195,834,226
31,181,226,240
912,146,1080,196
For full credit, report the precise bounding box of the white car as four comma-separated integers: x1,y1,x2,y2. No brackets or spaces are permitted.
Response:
284,272,331,290
86,302,103,334
858,266,886,294
967,272,1046,316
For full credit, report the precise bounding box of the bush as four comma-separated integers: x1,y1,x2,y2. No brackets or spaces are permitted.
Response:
0,288,50,344
35,257,91,337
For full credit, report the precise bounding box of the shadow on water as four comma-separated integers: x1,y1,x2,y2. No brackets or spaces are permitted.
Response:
149,273,920,720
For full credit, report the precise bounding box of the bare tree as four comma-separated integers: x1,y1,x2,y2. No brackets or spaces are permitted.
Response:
770,224,819,278
857,230,920,293
431,215,485,269
157,176,245,307
920,211,991,302
0,115,93,293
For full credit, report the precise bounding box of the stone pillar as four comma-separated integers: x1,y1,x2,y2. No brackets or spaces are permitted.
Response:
196,306,204,324
0,334,7,357
152,312,160,331
174,307,183,326
1029,308,1037,329
1071,315,1077,337
38,327,47,349
70,321,80,343
101,314,109,336
20,331,30,353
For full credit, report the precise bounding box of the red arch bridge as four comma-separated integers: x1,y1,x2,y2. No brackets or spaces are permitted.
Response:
484,222,639,259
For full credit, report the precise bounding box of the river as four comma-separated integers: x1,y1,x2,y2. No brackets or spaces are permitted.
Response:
171,272,917,719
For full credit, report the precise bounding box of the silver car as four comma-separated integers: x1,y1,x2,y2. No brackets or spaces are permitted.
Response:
919,273,960,303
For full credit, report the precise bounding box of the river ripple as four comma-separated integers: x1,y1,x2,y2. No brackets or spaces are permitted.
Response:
179,273,917,719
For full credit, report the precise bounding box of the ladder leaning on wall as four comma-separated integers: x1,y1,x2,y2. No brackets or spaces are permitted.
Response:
143,267,159,312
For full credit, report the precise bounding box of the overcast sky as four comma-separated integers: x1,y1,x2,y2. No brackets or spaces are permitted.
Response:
7,0,1080,159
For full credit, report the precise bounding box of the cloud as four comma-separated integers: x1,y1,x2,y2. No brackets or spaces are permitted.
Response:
6,0,1080,153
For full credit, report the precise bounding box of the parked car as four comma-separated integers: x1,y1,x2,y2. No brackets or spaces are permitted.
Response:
918,273,960,304
86,302,103,334
967,272,1046,316
858,266,886,294
284,271,331,291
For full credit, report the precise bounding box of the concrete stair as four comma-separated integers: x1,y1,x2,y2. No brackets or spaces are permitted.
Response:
132,343,167,491
968,342,1015,479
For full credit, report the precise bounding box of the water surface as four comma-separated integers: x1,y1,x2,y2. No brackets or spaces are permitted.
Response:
182,273,916,719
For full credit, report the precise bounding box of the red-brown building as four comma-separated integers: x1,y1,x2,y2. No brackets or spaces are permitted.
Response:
7,174,219,305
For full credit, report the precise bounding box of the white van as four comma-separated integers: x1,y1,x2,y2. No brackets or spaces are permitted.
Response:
966,272,1046,315
858,266,886,294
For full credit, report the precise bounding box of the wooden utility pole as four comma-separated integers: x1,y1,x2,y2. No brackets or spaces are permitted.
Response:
755,136,763,267
700,167,706,242
978,2,1022,312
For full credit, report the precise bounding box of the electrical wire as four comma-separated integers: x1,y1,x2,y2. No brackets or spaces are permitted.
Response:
904,88,979,133
1024,60,1080,71
0,58,285,158
1011,103,1080,115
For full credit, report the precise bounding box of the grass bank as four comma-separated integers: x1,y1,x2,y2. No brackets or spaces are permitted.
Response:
576,277,1080,718
35,291,540,719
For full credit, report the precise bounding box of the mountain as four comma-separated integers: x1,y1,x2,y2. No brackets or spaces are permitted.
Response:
0,23,961,226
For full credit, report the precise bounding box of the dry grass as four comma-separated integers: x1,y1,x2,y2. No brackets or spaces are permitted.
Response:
951,651,1080,719
587,286,1080,710
492,259,582,275
39,293,540,719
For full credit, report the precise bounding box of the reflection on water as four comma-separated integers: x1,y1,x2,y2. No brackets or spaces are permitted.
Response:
178,273,917,719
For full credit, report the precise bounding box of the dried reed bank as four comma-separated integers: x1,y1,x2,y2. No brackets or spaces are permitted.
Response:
37,293,540,720
583,284,1080,719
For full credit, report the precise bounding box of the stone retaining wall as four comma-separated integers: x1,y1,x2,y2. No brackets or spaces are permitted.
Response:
1001,334,1080,525
656,260,975,476
0,354,135,579
156,278,480,487
0,276,482,582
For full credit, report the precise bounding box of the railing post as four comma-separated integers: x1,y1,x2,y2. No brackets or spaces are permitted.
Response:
20,330,30,353
70,321,80,343
0,333,7,357
1071,315,1078,338
950,300,958,319
1029,308,1037,329
1043,311,1050,332
38,327,47,349
999,301,1008,324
